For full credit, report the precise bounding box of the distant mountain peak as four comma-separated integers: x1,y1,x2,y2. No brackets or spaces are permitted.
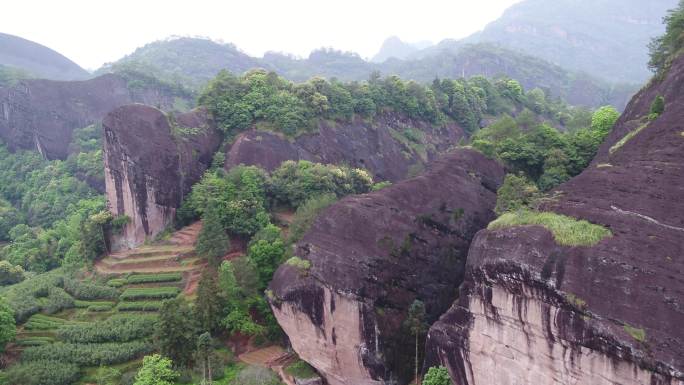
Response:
371,36,433,63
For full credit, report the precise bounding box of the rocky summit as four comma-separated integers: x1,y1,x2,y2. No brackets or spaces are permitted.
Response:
269,149,504,385
424,52,684,385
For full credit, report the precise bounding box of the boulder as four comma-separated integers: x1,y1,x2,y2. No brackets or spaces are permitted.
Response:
424,55,684,385
103,105,222,249
269,149,504,385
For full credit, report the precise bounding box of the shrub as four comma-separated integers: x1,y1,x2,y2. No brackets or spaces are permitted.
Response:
126,273,182,284
43,287,75,314
63,277,119,300
0,261,24,285
488,210,612,246
22,340,154,366
423,366,453,385
107,278,127,287
74,300,115,309
285,360,317,379
285,257,311,271
624,324,647,343
495,174,539,215
56,314,157,343
609,122,649,154
119,287,180,301
117,301,164,312
0,271,66,322
650,95,665,117
24,314,70,330
4,360,81,385
15,336,54,346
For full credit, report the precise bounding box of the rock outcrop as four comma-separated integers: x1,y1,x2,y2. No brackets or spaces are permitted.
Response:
425,56,684,384
269,149,504,385
225,114,464,182
103,105,222,250
0,73,188,159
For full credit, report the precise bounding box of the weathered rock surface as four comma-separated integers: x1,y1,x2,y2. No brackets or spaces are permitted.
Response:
0,74,187,159
425,56,684,384
225,114,464,182
103,105,222,250
269,149,504,385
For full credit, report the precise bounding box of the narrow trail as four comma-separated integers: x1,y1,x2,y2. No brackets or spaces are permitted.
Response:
238,345,296,385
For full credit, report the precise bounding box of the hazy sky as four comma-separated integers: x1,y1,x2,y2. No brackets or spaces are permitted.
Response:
4,0,521,70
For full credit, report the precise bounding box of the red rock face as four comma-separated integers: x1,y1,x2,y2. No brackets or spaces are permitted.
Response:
425,56,684,384
225,114,465,182
103,105,222,249
0,74,186,160
269,149,504,385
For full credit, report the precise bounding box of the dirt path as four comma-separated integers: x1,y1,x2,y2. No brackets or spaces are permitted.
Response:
238,345,296,385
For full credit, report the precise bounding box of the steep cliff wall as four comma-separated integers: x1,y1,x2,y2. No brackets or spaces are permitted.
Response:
0,74,186,159
103,105,222,249
269,149,504,385
225,114,464,182
425,56,684,385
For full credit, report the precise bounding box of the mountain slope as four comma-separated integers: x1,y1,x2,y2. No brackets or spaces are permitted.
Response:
0,32,89,81
458,0,677,83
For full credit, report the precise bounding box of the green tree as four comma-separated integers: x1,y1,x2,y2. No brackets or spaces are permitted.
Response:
590,106,619,136
155,298,198,368
405,300,427,384
495,174,540,215
650,95,665,117
195,270,223,333
196,332,213,385
649,1,684,73
196,206,230,266
134,354,180,385
423,366,453,385
94,366,122,385
0,296,16,351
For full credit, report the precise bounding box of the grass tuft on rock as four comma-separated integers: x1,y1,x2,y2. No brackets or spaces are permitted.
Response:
624,324,647,343
488,210,611,246
609,122,649,154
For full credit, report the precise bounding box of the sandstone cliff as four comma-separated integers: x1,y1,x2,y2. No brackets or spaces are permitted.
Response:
425,57,684,384
103,105,222,250
0,74,187,159
225,114,464,182
269,149,504,385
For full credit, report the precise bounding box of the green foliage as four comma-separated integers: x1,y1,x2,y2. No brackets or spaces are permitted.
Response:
495,174,540,215
120,287,180,301
126,273,183,284
423,366,453,385
285,360,317,379
133,354,180,385
24,314,70,330
649,1,684,74
118,301,164,312
650,95,665,118
590,106,619,136
56,314,157,343
0,64,31,87
472,105,616,190
0,261,25,286
4,360,81,385
194,270,223,333
268,161,373,207
247,237,287,289
63,277,119,300
22,340,154,366
94,366,122,385
0,271,70,322
288,194,338,243
371,181,392,191
155,298,198,368
285,257,311,271
196,207,230,264
0,297,16,351
624,324,647,343
488,210,612,246
107,278,127,287
219,259,268,338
